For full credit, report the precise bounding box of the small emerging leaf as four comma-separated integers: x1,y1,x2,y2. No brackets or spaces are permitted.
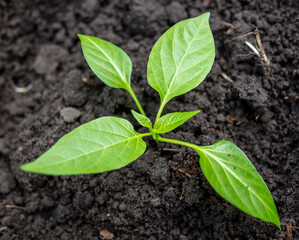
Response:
78,34,132,90
147,12,215,106
195,140,280,229
131,110,152,128
154,110,200,134
21,117,147,175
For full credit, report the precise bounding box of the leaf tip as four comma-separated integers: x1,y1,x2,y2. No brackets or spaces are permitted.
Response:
77,34,90,42
20,163,32,172
131,109,137,115
20,161,42,174
272,215,281,230
77,33,84,40
196,12,210,21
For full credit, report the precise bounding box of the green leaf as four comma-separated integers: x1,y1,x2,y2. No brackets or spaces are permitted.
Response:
131,110,152,128
147,12,215,106
78,34,132,90
195,140,280,229
21,117,148,175
154,110,200,134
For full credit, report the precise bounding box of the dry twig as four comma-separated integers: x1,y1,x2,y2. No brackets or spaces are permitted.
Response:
223,21,235,35
221,72,234,83
5,204,25,210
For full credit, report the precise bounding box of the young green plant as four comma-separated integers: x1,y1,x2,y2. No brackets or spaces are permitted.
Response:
21,13,280,229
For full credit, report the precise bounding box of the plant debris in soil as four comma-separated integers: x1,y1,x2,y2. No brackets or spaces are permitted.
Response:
1,0,298,239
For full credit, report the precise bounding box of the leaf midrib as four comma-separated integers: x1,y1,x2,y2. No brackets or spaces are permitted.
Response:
35,134,143,169
85,37,128,87
202,150,276,218
162,15,208,103
156,115,190,131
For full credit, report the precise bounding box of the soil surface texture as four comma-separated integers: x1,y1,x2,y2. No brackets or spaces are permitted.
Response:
1,0,298,239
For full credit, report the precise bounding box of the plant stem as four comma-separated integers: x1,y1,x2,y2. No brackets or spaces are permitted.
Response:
127,86,147,117
139,132,153,138
157,136,201,152
127,86,159,140
155,99,166,123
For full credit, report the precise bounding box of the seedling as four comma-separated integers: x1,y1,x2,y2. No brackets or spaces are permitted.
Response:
21,13,280,229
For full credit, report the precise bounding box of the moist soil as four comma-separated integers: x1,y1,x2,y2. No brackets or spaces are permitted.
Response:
1,0,298,239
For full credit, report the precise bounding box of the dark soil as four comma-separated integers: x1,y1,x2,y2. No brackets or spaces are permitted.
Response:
1,0,298,239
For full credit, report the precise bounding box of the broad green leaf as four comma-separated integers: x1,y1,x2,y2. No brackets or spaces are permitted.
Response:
195,140,280,229
131,110,152,128
147,12,215,106
154,110,200,134
78,34,132,90
21,117,148,175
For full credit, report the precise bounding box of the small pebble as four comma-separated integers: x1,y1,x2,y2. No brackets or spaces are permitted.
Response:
60,107,81,123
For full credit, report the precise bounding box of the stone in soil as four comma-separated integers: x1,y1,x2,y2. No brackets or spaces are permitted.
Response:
60,107,81,123
33,44,68,75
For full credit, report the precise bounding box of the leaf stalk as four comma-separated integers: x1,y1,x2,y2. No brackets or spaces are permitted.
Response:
127,86,147,117
157,136,201,152
127,85,159,140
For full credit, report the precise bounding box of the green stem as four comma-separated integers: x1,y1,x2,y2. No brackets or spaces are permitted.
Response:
139,132,153,138
127,86,147,117
127,86,159,140
155,104,163,122
154,99,166,123
157,136,201,152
